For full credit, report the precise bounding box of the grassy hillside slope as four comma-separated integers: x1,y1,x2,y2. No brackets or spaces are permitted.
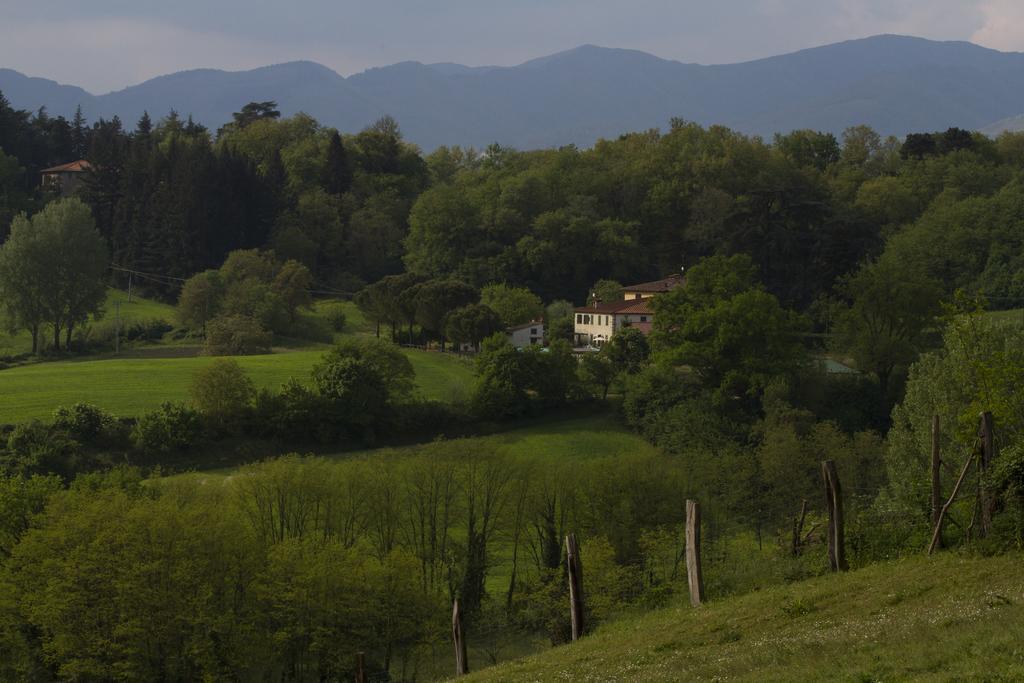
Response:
0,287,174,356
0,347,472,423
468,552,1024,681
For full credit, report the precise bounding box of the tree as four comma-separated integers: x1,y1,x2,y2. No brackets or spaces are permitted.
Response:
651,255,807,408
413,279,478,351
203,315,272,355
445,304,504,350
190,359,255,426
580,351,616,399
480,284,544,327
230,101,281,130
604,326,650,375
588,279,624,305
177,270,224,334
316,338,415,399
545,300,575,343
0,198,108,352
324,131,352,195
271,259,313,323
833,256,943,400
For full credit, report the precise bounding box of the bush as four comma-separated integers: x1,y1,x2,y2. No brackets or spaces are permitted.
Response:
2,421,82,479
52,403,116,443
189,359,255,427
132,402,204,457
290,313,335,343
122,318,174,342
322,304,347,332
204,315,272,355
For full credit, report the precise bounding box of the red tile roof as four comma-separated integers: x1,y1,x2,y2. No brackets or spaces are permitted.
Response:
574,299,653,315
40,160,91,174
622,273,685,293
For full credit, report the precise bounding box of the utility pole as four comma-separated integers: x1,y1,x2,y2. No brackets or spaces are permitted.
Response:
127,270,134,303
114,300,121,355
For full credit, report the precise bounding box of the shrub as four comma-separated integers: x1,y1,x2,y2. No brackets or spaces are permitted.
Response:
322,304,347,332
204,315,272,356
52,403,115,443
122,318,174,342
190,359,255,428
132,402,204,456
2,421,82,479
290,313,335,344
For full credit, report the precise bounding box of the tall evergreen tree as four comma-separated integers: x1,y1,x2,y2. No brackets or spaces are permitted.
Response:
324,131,352,195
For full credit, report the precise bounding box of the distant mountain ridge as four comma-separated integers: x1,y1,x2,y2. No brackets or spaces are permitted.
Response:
3,35,1024,150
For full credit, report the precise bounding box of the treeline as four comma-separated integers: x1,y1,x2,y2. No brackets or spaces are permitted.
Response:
4,91,1024,314
0,94,427,293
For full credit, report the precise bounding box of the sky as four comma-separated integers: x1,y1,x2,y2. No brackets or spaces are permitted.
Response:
1,0,1023,93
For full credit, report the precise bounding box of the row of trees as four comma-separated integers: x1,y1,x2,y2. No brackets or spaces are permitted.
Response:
0,198,107,352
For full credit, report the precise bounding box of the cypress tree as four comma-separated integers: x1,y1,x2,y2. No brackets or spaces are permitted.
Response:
324,130,353,195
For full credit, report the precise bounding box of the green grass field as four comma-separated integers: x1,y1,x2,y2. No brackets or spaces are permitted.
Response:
0,347,473,423
986,307,1024,328
467,551,1024,681
0,287,174,356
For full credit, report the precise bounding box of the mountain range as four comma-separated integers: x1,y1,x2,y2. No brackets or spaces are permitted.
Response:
3,34,1024,150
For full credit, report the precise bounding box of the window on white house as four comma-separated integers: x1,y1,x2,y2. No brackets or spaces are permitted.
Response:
640,316,647,322
531,328,537,335
576,314,582,323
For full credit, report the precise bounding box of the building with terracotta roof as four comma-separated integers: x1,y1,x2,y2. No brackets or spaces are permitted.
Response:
621,273,685,300
573,273,682,347
573,298,654,347
40,160,91,197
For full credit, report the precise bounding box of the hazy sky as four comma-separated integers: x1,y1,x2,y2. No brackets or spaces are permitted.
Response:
1,0,1022,93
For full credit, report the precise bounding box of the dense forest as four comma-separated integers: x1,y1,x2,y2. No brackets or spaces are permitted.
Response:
2,90,1024,680
3,93,1023,310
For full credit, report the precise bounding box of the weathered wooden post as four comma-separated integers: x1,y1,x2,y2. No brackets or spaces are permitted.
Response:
821,460,848,571
928,443,977,555
792,499,808,556
354,652,367,683
565,533,585,641
931,415,942,549
452,598,469,675
685,499,706,606
979,411,996,536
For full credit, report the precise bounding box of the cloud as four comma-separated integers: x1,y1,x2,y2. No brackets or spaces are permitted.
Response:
972,0,1024,51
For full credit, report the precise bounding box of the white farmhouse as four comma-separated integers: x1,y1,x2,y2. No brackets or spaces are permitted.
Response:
508,320,544,348
573,274,683,348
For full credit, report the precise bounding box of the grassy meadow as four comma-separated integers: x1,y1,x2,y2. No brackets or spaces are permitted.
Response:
0,346,473,423
0,288,481,423
467,551,1024,681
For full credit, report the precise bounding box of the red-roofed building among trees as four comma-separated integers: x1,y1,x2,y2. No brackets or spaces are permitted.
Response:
573,274,684,347
40,160,91,196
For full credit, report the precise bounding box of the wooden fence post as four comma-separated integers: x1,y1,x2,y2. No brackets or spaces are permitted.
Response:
928,443,977,555
685,499,706,606
978,411,996,537
821,460,848,571
354,652,367,683
452,598,468,676
792,499,808,556
931,415,942,549
565,533,585,641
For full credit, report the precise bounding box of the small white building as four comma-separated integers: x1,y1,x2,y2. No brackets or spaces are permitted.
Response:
508,320,544,348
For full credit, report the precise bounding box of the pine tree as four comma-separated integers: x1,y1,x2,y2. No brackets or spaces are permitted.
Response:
70,105,88,158
324,130,353,195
